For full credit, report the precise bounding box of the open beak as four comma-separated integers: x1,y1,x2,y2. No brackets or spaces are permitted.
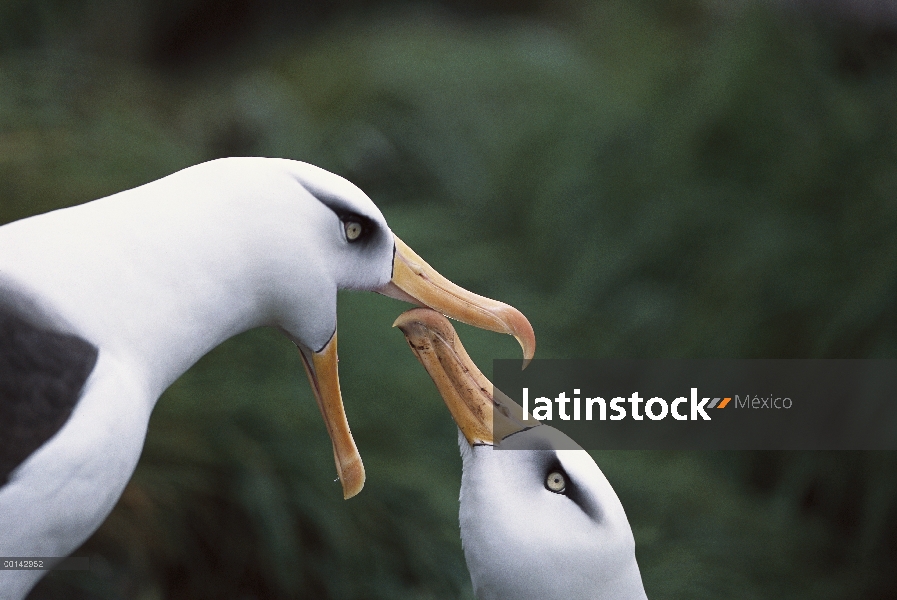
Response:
302,236,536,499
379,235,535,366
298,333,365,499
394,307,537,446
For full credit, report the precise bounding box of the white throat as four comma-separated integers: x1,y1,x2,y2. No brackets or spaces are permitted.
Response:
0,158,344,402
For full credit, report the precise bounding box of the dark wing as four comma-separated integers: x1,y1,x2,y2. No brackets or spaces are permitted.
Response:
0,309,98,486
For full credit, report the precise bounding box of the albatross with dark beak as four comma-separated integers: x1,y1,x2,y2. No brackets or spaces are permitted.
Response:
395,308,647,600
0,157,534,600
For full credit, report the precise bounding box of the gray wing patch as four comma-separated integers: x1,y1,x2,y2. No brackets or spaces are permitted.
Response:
0,309,99,486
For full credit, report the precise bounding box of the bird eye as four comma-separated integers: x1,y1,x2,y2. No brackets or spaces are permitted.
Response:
546,470,566,494
344,220,363,241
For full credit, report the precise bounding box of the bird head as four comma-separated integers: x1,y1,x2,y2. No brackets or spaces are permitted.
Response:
394,308,647,600
276,161,535,499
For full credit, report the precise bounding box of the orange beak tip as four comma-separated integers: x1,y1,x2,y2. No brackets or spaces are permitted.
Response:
518,336,535,364
390,236,536,361
339,459,366,500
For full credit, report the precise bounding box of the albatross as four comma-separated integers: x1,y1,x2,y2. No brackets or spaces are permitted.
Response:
0,157,535,600
395,308,647,600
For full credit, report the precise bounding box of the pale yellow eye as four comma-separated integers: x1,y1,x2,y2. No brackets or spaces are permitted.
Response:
546,471,566,493
344,221,363,241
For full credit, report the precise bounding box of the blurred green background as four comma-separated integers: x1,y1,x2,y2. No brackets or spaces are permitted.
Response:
2,0,896,597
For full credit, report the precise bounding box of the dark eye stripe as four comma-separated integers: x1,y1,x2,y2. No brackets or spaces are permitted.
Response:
541,454,602,521
308,186,379,243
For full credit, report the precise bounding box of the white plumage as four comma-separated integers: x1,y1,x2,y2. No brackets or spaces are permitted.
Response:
0,158,534,600
396,308,648,600
458,427,648,600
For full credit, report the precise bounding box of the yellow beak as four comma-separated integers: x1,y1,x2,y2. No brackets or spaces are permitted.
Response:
394,307,535,446
303,236,536,499
379,236,535,365
298,333,365,498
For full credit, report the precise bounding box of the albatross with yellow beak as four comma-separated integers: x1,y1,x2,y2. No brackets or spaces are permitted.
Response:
0,157,534,600
396,308,647,600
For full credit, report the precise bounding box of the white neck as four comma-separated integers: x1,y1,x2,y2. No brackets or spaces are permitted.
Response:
0,158,337,402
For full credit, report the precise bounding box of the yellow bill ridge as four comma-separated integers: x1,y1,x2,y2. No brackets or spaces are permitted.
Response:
393,307,537,447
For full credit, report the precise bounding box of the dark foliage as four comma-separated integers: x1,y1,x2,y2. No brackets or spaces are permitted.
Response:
1,0,895,598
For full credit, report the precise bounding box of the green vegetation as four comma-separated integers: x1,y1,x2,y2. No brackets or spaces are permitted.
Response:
2,1,896,598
